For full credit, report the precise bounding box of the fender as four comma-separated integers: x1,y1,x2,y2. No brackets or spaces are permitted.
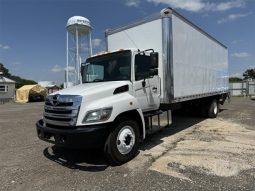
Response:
76,92,146,139
135,108,146,140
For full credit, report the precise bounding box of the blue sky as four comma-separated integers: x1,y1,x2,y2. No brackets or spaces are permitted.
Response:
0,0,254,84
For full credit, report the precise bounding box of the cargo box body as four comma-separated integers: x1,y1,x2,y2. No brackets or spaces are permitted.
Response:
106,8,229,104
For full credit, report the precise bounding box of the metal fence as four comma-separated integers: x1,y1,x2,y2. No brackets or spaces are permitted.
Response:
229,80,255,96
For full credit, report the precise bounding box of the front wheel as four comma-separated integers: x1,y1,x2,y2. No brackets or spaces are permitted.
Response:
104,118,139,165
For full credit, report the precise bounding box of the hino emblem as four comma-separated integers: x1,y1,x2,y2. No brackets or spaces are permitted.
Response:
51,94,60,106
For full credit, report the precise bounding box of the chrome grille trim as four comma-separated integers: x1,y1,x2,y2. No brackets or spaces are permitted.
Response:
43,118,74,127
43,94,82,127
45,105,77,111
44,112,77,118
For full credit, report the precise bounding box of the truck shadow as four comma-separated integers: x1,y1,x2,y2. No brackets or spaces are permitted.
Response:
140,112,207,151
43,146,108,172
43,110,226,171
140,108,226,150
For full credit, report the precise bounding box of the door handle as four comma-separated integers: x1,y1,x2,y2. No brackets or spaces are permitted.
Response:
152,87,157,93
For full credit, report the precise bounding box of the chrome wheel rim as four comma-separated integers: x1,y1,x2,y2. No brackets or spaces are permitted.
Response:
214,103,218,114
116,125,135,155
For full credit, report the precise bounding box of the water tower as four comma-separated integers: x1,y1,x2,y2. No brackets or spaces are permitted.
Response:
65,16,92,88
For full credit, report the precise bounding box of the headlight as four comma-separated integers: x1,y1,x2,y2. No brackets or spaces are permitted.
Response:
83,107,112,123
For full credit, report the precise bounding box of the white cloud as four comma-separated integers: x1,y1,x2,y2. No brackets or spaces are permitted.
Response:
0,44,10,50
231,40,243,44
92,38,105,54
213,0,245,11
2,45,10,50
147,0,206,12
52,65,76,73
64,66,75,72
230,73,242,77
126,0,141,7
217,12,252,24
12,62,21,65
51,65,64,73
231,52,250,58
127,0,245,12
92,38,102,47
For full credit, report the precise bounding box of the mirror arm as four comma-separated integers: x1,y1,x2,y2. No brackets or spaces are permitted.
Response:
142,79,146,87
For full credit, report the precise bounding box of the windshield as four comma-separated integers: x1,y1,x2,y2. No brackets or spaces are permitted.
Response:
82,50,131,83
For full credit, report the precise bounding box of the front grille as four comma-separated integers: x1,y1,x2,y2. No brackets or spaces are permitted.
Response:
44,116,71,122
45,109,72,115
45,102,73,107
43,95,82,127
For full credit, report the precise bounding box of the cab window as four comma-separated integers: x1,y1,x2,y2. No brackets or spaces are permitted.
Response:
135,54,150,81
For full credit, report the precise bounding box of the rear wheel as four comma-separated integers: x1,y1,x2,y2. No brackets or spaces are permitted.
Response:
104,118,139,165
207,99,219,118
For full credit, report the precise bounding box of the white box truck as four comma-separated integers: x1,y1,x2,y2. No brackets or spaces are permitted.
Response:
36,8,229,164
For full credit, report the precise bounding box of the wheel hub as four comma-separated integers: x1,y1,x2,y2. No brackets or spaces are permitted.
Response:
116,126,135,155
214,103,218,114
124,135,132,145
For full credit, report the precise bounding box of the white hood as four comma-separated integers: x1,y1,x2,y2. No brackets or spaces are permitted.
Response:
52,81,131,100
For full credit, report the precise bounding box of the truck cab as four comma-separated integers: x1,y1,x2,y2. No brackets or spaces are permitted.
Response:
82,49,161,112
36,49,169,164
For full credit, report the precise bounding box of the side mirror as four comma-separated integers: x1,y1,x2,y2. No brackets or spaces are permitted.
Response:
150,52,158,69
149,68,158,76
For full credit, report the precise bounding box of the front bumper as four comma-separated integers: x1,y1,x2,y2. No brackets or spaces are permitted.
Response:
36,119,109,148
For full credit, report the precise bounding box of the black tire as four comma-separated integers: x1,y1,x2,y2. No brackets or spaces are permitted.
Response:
104,118,139,165
207,99,219,118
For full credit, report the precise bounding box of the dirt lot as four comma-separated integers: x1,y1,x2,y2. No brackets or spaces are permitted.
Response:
0,97,255,191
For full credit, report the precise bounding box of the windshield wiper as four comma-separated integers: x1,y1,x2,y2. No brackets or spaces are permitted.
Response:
93,79,104,82
83,79,104,83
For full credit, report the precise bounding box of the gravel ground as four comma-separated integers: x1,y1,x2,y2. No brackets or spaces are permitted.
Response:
0,97,254,191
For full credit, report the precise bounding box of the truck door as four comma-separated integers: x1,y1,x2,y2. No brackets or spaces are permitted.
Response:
133,53,160,112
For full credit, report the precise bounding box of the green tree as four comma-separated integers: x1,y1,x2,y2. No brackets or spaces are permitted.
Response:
0,63,37,88
0,63,11,78
229,77,242,82
243,68,255,80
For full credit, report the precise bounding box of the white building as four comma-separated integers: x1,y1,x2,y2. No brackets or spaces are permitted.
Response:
38,81,60,94
0,76,16,102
